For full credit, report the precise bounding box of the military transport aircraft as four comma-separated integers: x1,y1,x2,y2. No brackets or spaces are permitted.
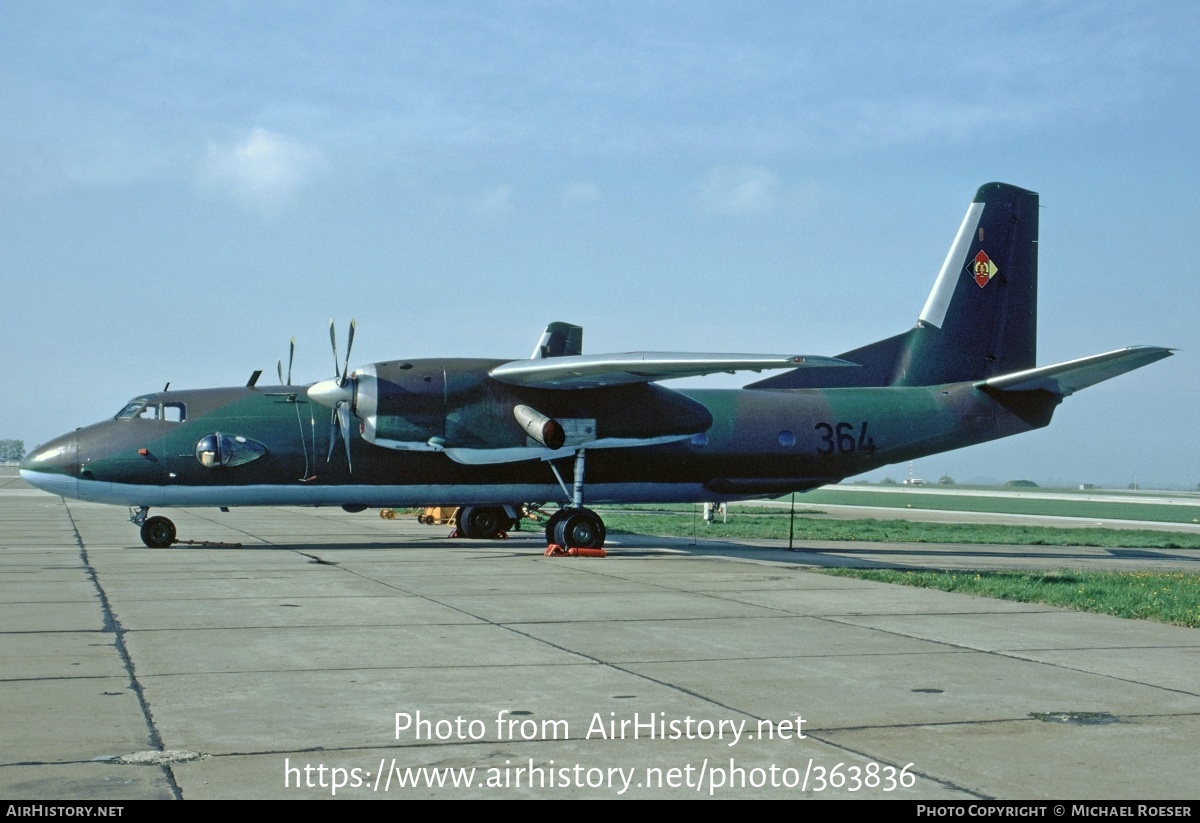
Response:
21,183,1172,549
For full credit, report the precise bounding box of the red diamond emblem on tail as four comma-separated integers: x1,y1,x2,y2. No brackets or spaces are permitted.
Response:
970,250,997,288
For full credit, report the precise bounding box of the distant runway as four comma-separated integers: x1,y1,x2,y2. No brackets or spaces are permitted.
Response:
2,477,1198,800
741,499,1200,535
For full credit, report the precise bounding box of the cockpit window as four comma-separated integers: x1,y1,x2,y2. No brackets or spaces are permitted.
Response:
115,399,186,422
116,401,147,419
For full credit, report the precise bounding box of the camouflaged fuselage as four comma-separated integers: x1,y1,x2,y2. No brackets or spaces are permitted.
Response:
20,365,1059,508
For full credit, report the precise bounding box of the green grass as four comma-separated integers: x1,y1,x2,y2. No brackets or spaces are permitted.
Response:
819,568,1200,628
801,488,1200,524
596,507,1200,549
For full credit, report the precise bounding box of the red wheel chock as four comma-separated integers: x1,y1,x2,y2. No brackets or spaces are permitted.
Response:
544,544,606,557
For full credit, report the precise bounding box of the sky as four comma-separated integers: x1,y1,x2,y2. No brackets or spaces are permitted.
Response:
1,1,1196,489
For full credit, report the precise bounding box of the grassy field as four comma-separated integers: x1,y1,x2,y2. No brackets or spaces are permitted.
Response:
821,568,1200,628
597,506,1200,627
596,507,1200,549
799,488,1200,524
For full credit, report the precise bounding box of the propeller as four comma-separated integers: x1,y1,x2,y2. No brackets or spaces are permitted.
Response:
308,319,358,472
276,337,295,385
330,318,356,388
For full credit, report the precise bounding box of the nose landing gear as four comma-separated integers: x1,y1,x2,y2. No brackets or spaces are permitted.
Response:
130,507,177,548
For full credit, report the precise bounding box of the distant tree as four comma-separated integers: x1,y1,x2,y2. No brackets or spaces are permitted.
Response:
1005,479,1039,488
0,440,24,462
938,475,955,485
880,477,897,485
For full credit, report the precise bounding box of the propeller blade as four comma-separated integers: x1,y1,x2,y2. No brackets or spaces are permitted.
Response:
341,319,356,386
277,359,284,386
338,401,353,472
324,401,354,473
322,319,359,472
329,318,339,379
286,337,295,385
326,407,339,463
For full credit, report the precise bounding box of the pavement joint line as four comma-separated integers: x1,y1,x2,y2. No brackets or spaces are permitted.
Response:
0,674,135,683
62,498,184,800
805,710,1200,735
116,650,979,678
984,649,1200,699
812,612,1200,698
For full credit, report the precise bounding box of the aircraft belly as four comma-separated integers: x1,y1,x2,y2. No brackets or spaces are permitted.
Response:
63,479,721,508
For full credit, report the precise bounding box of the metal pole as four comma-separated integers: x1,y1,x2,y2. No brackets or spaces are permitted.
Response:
788,492,795,550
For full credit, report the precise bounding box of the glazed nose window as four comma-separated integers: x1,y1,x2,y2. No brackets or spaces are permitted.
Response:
194,433,268,468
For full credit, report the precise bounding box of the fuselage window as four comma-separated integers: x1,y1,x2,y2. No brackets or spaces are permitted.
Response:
778,430,795,447
136,405,160,420
163,403,186,423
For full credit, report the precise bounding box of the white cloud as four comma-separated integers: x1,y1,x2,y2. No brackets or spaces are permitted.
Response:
200,127,324,205
696,165,780,215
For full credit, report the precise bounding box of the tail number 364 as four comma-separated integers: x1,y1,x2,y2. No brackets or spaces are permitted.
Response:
815,421,875,456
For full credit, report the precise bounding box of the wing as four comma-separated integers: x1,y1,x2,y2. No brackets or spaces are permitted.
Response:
490,352,855,389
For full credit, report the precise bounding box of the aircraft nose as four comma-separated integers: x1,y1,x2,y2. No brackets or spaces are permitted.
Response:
21,433,79,475
20,433,81,499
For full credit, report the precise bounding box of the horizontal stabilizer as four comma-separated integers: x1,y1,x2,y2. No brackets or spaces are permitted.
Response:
979,346,1173,397
490,352,854,389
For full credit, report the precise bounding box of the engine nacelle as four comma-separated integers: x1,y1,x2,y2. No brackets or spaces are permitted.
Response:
512,404,565,450
312,358,714,459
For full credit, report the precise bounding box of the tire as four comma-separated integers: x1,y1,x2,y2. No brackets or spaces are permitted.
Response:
140,516,176,548
544,508,570,545
459,506,507,539
553,508,606,550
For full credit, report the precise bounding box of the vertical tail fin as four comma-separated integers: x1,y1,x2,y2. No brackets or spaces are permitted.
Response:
531,322,584,359
748,182,1039,389
902,181,1038,384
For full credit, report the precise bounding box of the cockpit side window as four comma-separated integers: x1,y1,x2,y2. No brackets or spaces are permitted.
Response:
115,398,186,422
116,402,146,420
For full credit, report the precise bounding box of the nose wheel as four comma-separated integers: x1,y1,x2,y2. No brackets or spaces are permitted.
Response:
141,516,177,548
130,507,177,548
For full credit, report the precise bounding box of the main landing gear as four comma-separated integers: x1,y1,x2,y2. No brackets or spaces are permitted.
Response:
542,449,606,551
130,507,176,548
456,505,520,540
